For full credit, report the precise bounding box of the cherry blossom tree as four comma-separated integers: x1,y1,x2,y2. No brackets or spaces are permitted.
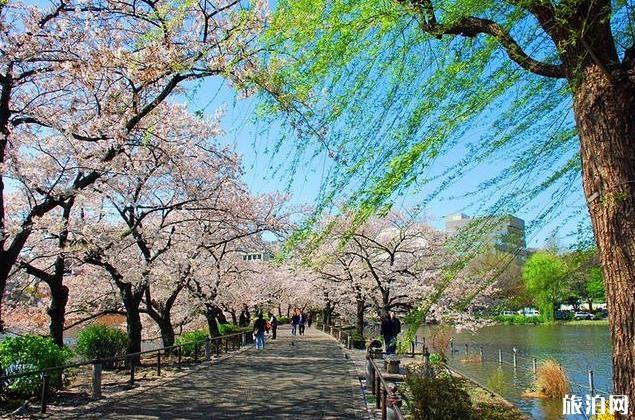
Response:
0,0,266,331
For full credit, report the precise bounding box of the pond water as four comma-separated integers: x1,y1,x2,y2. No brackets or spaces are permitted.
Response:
415,324,612,419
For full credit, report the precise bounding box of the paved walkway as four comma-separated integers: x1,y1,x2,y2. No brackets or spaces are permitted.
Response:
76,326,363,419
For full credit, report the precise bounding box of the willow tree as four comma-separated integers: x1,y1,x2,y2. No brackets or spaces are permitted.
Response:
253,0,635,406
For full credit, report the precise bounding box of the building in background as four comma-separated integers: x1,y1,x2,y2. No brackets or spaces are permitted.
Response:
445,212,527,257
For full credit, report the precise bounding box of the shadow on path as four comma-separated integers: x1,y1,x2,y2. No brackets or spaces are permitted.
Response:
78,326,361,419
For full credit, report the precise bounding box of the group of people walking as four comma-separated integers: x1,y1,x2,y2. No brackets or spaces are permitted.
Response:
290,308,312,336
251,308,313,350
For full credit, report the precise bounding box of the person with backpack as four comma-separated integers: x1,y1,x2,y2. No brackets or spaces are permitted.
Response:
269,311,278,340
253,313,267,350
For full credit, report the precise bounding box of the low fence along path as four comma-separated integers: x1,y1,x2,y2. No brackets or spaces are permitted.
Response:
74,325,361,419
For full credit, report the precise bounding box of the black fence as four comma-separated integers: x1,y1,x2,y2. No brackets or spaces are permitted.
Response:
0,331,253,414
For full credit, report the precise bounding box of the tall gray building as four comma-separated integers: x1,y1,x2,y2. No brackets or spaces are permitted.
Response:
445,213,527,256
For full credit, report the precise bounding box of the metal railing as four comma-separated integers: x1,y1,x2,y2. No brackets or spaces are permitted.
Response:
0,331,253,414
366,355,407,420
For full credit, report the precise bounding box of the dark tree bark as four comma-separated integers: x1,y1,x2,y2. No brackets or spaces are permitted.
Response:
355,298,365,337
121,284,145,362
205,305,226,337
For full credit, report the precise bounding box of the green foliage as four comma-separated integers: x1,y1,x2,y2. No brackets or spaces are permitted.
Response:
494,314,543,325
585,267,605,301
255,0,601,253
522,252,568,321
218,323,248,335
428,353,442,365
175,330,208,356
277,316,290,324
405,371,473,420
0,335,72,395
75,324,127,364
349,332,366,350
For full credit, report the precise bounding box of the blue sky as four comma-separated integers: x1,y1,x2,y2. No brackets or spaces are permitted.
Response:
181,76,590,249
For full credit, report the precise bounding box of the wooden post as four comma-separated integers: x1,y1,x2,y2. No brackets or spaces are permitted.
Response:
465,343,469,355
205,338,212,361
242,332,247,346
382,388,387,420
157,351,161,376
368,358,376,394
129,357,135,385
224,337,229,353
40,373,49,414
479,346,483,361
92,362,102,399
512,348,517,369
338,329,341,341
533,358,537,375
411,341,415,357
347,335,352,350
498,349,502,365
588,370,595,395
375,375,381,409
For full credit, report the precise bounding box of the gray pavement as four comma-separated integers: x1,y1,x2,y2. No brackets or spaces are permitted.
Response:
77,326,363,419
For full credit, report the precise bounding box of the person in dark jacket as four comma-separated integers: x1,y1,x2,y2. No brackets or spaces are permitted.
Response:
269,312,278,340
390,311,401,336
299,311,306,335
253,313,267,350
380,313,397,354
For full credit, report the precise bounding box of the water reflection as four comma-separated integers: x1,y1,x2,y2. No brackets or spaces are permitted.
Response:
414,324,611,419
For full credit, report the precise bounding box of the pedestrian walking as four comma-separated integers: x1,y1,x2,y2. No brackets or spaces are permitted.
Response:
380,313,396,354
299,311,306,335
269,311,278,340
291,308,300,336
253,313,267,350
307,313,313,328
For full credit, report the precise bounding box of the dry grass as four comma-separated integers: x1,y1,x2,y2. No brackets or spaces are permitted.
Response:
430,326,453,358
535,359,570,399
460,355,483,363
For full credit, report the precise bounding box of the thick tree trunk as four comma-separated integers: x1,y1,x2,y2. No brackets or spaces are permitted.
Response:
205,306,225,337
277,304,282,317
158,318,175,350
121,287,144,363
48,282,69,347
356,298,365,337
574,65,635,411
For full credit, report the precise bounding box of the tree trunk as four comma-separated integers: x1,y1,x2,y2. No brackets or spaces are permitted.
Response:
286,304,291,318
587,299,593,313
229,309,237,325
157,316,175,350
48,282,69,347
356,298,365,337
277,304,282,317
574,64,635,409
205,306,225,337
121,286,144,363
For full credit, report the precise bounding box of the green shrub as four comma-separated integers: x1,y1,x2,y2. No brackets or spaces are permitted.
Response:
218,323,247,335
175,330,208,356
428,353,442,365
277,316,290,324
405,371,473,420
76,324,127,366
0,335,72,395
349,332,366,350
494,314,543,325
